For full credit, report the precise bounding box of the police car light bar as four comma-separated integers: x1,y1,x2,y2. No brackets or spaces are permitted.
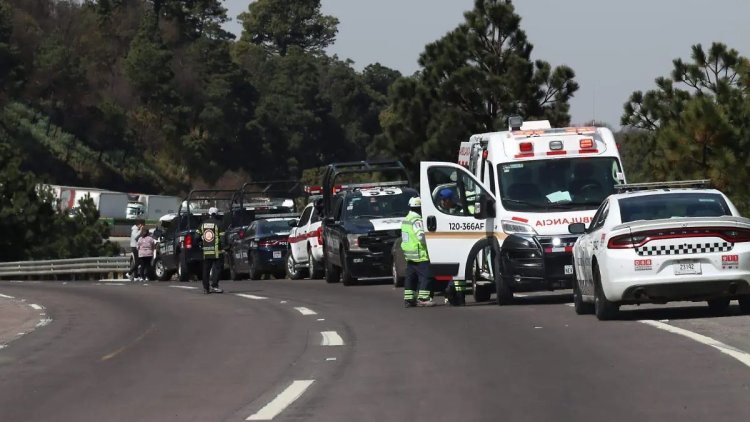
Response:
613,180,712,192
255,213,300,219
336,180,410,190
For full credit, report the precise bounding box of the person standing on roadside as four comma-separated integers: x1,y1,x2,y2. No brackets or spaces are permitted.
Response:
401,197,434,307
198,207,224,294
136,227,156,282
128,218,144,282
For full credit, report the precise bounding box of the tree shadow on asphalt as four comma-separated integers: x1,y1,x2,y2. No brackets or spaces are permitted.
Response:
460,292,574,307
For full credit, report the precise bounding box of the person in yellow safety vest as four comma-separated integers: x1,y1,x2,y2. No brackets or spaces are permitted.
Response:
401,196,435,307
198,207,224,294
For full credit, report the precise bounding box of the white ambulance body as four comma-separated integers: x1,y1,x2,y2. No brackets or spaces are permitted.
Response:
420,118,626,303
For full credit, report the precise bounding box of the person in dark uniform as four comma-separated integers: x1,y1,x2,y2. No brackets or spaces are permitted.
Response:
198,207,224,294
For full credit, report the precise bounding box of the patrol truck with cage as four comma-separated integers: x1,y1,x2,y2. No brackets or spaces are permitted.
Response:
420,116,627,304
320,161,419,286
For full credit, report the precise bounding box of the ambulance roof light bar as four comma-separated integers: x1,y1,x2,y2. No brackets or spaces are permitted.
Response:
613,180,712,193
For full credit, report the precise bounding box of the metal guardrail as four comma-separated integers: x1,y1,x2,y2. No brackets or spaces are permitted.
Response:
0,257,129,279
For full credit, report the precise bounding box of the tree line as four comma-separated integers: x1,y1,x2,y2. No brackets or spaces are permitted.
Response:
1,0,748,260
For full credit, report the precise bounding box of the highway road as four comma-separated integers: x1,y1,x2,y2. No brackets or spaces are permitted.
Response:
1,279,749,422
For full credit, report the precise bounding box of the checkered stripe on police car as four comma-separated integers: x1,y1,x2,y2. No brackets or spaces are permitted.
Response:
636,242,733,256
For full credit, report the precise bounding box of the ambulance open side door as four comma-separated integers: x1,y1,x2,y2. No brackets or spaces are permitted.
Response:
420,161,496,281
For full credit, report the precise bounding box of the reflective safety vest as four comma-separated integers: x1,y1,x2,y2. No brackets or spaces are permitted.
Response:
401,211,429,262
199,221,222,258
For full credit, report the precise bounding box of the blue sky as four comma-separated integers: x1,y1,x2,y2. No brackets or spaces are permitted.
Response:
224,0,750,128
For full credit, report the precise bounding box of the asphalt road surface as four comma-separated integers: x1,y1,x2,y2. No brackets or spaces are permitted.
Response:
1,279,749,422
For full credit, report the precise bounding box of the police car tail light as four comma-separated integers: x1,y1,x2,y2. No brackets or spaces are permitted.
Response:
184,234,193,249
720,228,750,242
239,229,245,239
607,233,647,249
519,142,533,153
316,226,324,244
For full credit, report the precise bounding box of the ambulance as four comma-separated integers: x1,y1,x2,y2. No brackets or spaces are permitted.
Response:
420,116,626,304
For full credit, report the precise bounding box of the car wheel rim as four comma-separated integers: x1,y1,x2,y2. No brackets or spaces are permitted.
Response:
155,261,164,278
287,255,294,274
392,263,397,284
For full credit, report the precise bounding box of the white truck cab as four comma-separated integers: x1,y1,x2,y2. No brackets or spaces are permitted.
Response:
420,117,626,304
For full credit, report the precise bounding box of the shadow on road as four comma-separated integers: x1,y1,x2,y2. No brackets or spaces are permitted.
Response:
615,303,746,322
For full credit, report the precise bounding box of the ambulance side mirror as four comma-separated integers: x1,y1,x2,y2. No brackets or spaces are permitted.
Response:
473,194,495,220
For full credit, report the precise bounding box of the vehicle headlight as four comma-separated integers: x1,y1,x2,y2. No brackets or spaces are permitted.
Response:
501,220,537,235
347,234,367,251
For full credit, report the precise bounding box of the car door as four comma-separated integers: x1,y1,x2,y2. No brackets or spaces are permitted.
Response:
291,205,313,262
420,161,495,280
580,200,609,295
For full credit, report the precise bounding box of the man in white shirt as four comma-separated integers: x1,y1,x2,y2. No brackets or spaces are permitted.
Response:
128,219,144,281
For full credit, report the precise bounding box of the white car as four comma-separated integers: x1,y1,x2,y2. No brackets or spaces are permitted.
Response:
569,181,750,320
286,198,325,279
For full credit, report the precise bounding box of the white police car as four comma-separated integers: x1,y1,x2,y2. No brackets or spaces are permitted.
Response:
568,180,750,320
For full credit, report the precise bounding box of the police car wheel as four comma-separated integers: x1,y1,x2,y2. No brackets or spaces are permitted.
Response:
341,249,357,286
593,264,619,320
573,277,594,315
325,257,340,283
739,296,750,314
392,261,404,288
248,257,262,280
178,256,190,282
154,258,166,281
707,298,730,315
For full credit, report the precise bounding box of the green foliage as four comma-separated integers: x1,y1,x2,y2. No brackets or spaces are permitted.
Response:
238,0,339,56
621,42,750,214
376,0,578,172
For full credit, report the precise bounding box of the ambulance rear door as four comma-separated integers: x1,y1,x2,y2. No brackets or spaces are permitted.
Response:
420,161,496,281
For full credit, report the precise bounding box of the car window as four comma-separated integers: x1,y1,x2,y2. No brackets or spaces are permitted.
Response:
427,166,491,216
247,222,257,238
588,200,609,231
619,192,731,223
257,220,293,236
343,192,413,219
298,206,313,227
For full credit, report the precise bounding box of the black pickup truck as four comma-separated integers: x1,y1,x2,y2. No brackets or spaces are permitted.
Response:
156,189,234,281
319,161,419,286
223,181,301,280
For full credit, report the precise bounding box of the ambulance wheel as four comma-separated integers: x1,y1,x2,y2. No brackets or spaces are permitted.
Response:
178,256,190,282
495,276,513,306
309,246,324,279
473,283,491,302
341,249,357,286
325,256,340,284
286,254,303,280
573,277,594,315
594,264,619,320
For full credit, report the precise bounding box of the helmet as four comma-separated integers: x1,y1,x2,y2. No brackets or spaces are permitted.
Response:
208,206,219,216
438,188,455,200
408,197,422,208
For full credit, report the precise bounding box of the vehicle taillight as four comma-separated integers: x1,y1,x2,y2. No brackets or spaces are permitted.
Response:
482,149,489,159
579,138,594,149
316,226,323,245
519,142,533,153
721,229,750,243
607,234,648,249
239,229,245,239
184,234,193,249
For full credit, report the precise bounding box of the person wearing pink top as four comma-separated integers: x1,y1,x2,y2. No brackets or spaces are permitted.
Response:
136,228,157,281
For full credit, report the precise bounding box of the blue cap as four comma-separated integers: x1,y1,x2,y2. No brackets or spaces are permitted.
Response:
439,189,454,200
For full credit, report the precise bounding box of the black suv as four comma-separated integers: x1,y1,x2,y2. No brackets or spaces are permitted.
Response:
319,161,418,285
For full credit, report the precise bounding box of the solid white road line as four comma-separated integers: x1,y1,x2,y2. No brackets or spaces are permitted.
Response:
640,320,750,369
0,293,15,299
169,286,198,290
246,380,315,421
316,318,325,321
320,331,344,346
294,307,317,316
236,294,268,300
29,304,43,310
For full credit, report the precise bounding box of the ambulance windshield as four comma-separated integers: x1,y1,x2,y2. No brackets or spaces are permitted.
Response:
498,157,624,212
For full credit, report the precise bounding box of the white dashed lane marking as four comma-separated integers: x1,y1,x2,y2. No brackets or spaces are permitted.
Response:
169,286,198,290
236,294,268,300
320,331,344,346
294,307,317,316
0,293,15,299
640,320,750,369
29,304,43,310
246,380,315,421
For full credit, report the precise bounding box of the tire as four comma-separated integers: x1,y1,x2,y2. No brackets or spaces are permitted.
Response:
178,255,190,282
573,277,594,315
341,248,357,286
707,298,730,314
593,264,619,320
286,253,303,280
325,255,340,284
154,257,169,281
474,283,491,302
392,260,404,288
738,296,750,314
228,256,241,281
248,254,262,280
308,246,324,279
